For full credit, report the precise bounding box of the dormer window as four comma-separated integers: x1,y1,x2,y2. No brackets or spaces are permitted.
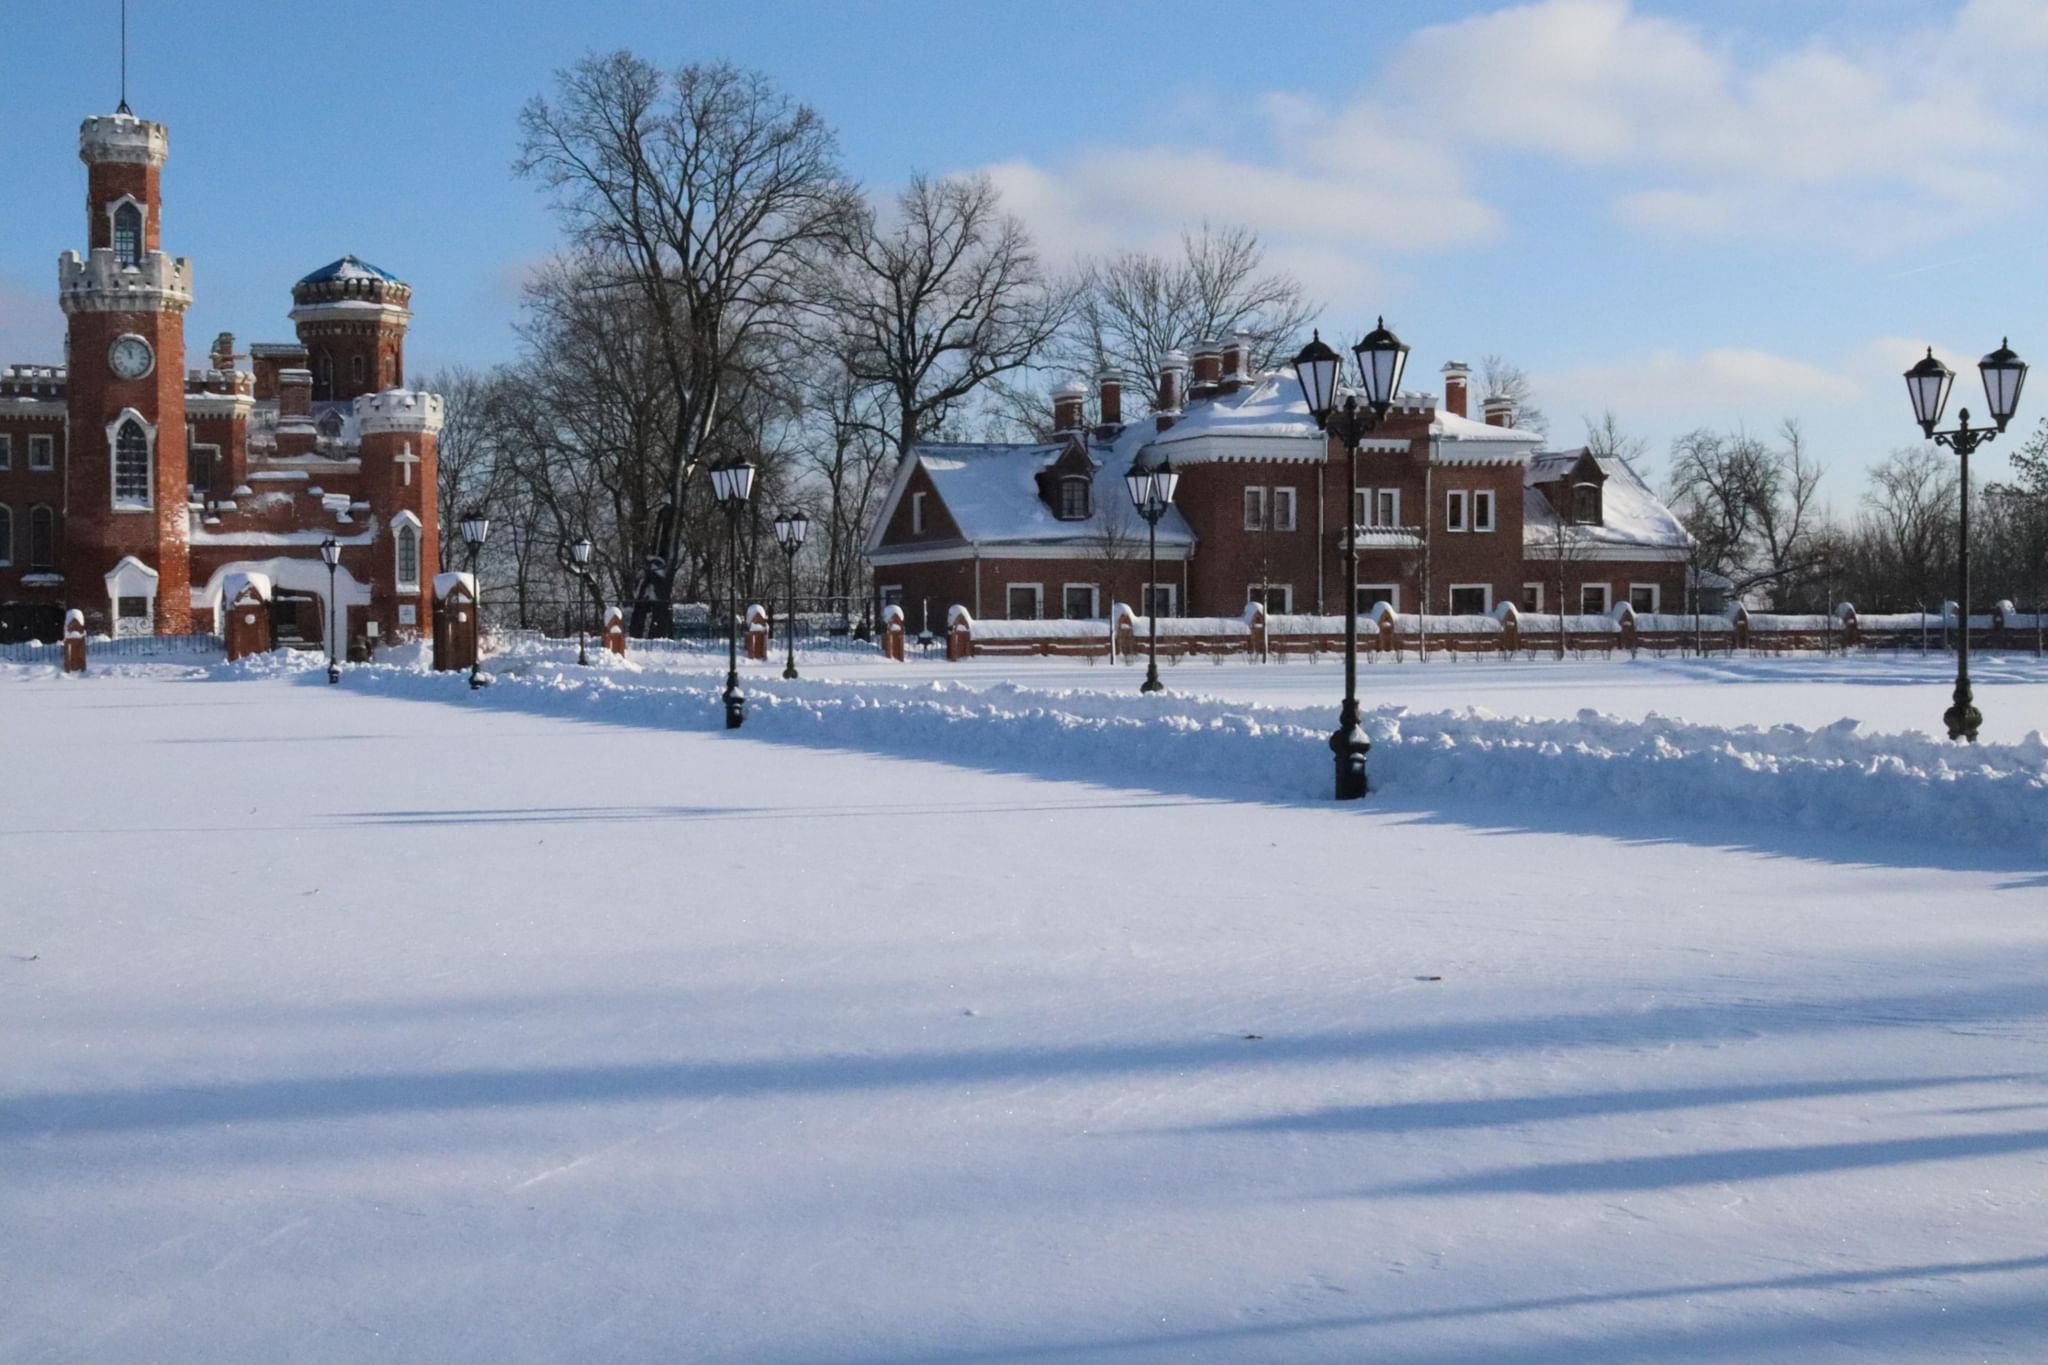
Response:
317,409,345,444
1572,482,1602,525
112,202,142,268
1057,476,1091,520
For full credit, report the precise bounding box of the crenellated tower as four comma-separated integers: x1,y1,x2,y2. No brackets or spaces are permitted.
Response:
59,110,193,634
291,257,412,402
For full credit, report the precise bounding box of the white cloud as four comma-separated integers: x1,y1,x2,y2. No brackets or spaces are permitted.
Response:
1541,346,1863,430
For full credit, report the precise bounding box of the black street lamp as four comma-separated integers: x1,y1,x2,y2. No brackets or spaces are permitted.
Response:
461,509,491,690
1124,450,1180,693
710,458,756,728
772,509,808,680
1293,319,1409,800
318,535,341,685
1904,339,2027,741
569,535,595,666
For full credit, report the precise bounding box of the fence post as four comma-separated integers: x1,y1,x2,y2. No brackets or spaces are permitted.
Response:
1837,601,1859,650
433,573,478,672
1732,604,1750,653
1494,602,1519,658
1615,601,1637,657
881,603,906,661
1244,601,1267,659
745,605,770,662
63,609,87,674
947,606,973,661
224,574,274,662
603,605,628,657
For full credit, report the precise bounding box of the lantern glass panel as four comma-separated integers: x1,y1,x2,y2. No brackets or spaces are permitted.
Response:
1353,317,1410,412
1290,332,1342,424
1979,340,2026,427
1904,350,1953,431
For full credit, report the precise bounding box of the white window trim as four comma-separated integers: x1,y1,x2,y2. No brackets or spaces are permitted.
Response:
1272,486,1297,532
1473,489,1496,532
105,194,149,267
1445,489,1469,533
1377,488,1400,528
1243,486,1267,531
28,434,54,471
1005,582,1044,620
1247,583,1293,613
0,503,12,567
1629,582,1661,613
1357,488,1402,528
910,491,926,535
1521,582,1545,612
0,434,11,471
105,408,156,512
1357,582,1399,612
1141,582,1178,617
1448,582,1493,614
392,509,424,591
879,583,904,608
1580,583,1612,614
1060,582,1100,619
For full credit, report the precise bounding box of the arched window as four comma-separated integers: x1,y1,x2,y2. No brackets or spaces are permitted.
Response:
315,352,334,400
1572,482,1602,525
1057,476,1091,520
317,409,345,443
0,504,12,567
350,354,366,386
112,202,143,267
29,506,56,570
113,418,151,507
395,522,420,589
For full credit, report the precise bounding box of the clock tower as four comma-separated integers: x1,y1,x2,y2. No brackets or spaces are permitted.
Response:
59,109,193,633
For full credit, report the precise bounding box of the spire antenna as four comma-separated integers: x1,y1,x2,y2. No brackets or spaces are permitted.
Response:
117,0,131,115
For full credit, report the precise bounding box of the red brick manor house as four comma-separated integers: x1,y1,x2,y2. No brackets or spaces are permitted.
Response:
866,339,1693,628
0,105,443,646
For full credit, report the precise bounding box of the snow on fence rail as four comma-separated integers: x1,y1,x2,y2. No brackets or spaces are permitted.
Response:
0,631,222,665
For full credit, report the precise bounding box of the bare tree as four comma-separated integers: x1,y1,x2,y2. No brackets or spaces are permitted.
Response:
1749,420,1825,607
1480,354,1547,435
516,54,859,634
425,365,513,573
1861,445,1959,610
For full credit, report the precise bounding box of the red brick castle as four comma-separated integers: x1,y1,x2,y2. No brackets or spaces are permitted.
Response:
0,106,443,647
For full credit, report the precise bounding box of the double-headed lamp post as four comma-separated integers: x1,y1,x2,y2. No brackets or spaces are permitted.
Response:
1123,451,1180,694
318,535,341,685
772,510,808,680
710,458,757,728
1904,338,2027,742
570,536,595,666
1292,319,1409,800
460,509,491,690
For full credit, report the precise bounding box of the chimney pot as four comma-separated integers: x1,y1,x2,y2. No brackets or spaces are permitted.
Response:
1155,352,1187,430
1096,371,1122,431
1442,361,1470,420
1483,395,1515,428
1052,379,1088,435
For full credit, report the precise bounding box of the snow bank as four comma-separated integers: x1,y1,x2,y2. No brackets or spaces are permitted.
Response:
340,663,2048,856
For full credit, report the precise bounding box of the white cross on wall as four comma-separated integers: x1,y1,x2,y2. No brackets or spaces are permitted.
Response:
394,443,420,487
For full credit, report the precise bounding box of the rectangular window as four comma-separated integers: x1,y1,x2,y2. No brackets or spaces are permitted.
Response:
1006,583,1043,620
1272,487,1297,532
1445,490,1468,532
29,434,54,471
1061,584,1098,619
0,506,11,567
910,491,926,535
1243,487,1267,531
879,585,904,610
1573,484,1602,524
1142,583,1177,617
0,435,11,471
1358,583,1398,613
189,444,219,497
29,507,55,569
1521,583,1544,613
1247,583,1292,613
1580,583,1611,615
1473,489,1496,532
1057,478,1091,520
396,525,421,589
1629,583,1660,613
1449,584,1491,615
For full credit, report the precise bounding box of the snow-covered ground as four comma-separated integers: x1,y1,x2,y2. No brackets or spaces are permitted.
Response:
4,653,2046,1362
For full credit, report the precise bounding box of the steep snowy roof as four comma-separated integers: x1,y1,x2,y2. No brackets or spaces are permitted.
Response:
1150,371,1543,462
1524,449,1692,557
909,428,1194,549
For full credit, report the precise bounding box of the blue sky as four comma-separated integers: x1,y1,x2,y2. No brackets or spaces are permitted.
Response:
2,1,2043,495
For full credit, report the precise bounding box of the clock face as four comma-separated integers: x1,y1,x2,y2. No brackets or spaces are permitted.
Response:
108,334,155,381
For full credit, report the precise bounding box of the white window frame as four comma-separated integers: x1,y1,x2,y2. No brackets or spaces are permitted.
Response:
1272,486,1297,532
106,409,155,512
1243,486,1267,531
1473,489,1496,532
392,510,424,591
1445,489,1469,533
1628,582,1661,613
1005,582,1044,620
1060,582,1100,619
1448,583,1493,615
0,503,12,567
910,491,926,534
1521,582,1544,613
1580,583,1612,615
1141,582,1177,617
29,434,54,471
878,584,904,610
0,434,11,471
1357,488,1402,528
1357,582,1399,613
1247,583,1293,613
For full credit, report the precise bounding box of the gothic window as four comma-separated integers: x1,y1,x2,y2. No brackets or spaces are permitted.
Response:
112,202,143,267
113,418,151,508
317,409,345,443
0,504,12,567
315,352,334,400
395,522,421,589
29,506,55,570
350,355,366,386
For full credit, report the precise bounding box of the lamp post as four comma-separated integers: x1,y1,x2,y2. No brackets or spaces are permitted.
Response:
772,509,808,680
460,509,491,690
710,458,756,728
1123,451,1180,693
318,535,341,685
1903,339,2027,742
569,535,595,666
1293,321,1409,799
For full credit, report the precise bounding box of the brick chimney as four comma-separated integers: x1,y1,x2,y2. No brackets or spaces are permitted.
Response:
1483,395,1515,428
1188,340,1223,402
1442,361,1470,419
1155,351,1187,431
1096,371,1122,434
1052,379,1087,435
1219,334,1252,394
